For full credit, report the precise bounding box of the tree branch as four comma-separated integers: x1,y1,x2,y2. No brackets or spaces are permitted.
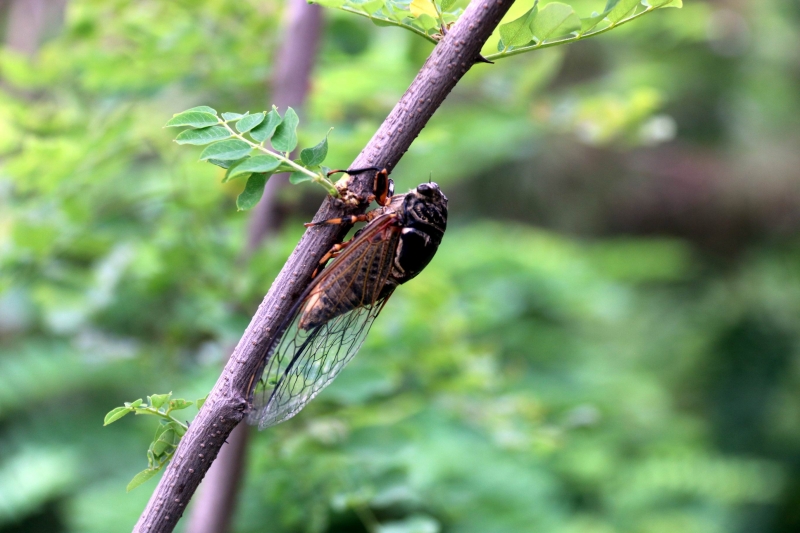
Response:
184,1,324,532
133,0,516,531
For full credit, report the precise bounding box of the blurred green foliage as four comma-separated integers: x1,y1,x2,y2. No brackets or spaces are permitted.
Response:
1,1,799,533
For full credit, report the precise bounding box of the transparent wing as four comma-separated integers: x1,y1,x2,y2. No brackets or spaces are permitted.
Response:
247,215,399,429
247,299,389,429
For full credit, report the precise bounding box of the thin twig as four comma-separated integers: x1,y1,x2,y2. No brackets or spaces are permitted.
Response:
132,0,516,531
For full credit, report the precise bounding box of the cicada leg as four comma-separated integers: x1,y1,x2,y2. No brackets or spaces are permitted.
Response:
327,167,393,207
310,239,354,278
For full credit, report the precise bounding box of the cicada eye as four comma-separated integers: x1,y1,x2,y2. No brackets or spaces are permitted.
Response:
387,179,395,198
417,182,437,197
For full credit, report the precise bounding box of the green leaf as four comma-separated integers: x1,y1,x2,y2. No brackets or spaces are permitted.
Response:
125,398,144,409
498,4,538,48
221,112,245,121
196,396,207,410
312,0,347,8
236,112,265,133
416,13,439,31
207,158,236,169
530,2,580,43
410,0,438,18
149,392,171,409
607,0,640,24
127,468,159,492
152,429,177,456
300,129,331,166
199,139,251,161
169,399,194,411
580,12,608,34
645,0,681,7
289,171,314,184
359,0,384,15
174,126,231,145
183,105,217,115
227,155,281,180
440,0,456,11
104,406,131,426
237,173,269,211
250,108,282,143
164,111,219,128
271,107,300,152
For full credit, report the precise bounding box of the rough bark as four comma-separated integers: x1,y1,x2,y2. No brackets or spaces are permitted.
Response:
184,1,323,532
133,0,515,531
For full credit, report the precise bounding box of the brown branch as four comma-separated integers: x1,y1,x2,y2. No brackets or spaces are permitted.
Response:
184,1,323,532
133,0,516,531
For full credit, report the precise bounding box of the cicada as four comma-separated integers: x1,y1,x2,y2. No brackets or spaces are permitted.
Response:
246,169,448,429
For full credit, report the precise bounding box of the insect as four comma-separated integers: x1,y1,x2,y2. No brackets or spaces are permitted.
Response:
246,169,448,429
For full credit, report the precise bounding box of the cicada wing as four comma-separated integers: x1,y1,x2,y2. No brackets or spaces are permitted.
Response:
247,214,401,430
247,298,390,429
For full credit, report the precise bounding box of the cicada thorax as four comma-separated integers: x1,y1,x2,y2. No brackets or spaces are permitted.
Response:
391,182,448,284
297,183,448,331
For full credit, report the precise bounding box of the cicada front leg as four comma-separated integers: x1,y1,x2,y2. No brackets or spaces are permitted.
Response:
327,167,394,207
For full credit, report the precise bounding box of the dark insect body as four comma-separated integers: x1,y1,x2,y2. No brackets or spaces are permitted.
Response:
246,170,448,429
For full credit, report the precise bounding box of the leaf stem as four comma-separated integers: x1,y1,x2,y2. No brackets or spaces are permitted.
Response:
136,407,189,431
218,120,339,196
485,6,655,61
338,6,438,44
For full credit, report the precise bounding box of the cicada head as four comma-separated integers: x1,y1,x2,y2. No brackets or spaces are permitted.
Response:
403,181,448,235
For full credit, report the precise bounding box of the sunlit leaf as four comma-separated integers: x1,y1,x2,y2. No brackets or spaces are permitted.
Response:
237,173,269,211
498,4,538,48
580,12,608,34
440,0,456,11
530,2,580,43
222,112,245,121
607,0,640,24
410,0,438,19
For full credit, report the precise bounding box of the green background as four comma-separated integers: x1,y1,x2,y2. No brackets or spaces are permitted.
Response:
1,1,799,532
